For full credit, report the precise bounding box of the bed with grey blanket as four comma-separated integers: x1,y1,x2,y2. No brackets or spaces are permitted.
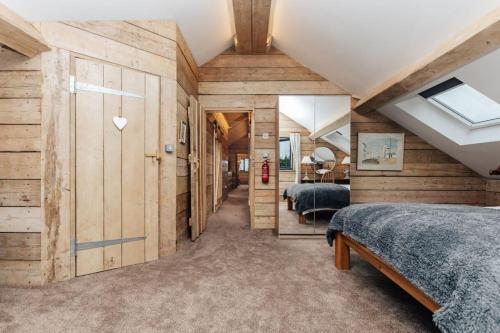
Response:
283,183,350,213
326,203,500,333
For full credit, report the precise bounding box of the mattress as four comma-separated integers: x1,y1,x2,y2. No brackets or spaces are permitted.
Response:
327,203,500,333
283,183,350,213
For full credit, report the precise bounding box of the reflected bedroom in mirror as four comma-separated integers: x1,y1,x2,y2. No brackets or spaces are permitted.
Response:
279,95,351,236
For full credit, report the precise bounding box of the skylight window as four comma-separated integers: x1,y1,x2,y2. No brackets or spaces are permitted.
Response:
419,78,500,128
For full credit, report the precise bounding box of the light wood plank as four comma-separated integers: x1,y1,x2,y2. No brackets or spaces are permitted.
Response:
0,152,40,179
251,0,272,53
350,163,477,177
0,86,41,98
232,0,252,53
351,190,485,205
64,21,176,60
0,99,41,124
0,46,41,70
0,125,40,151
203,54,302,68
199,66,325,81
145,74,160,262
0,260,41,286
40,22,175,78
199,81,348,95
0,207,41,232
0,71,42,87
75,58,104,276
40,48,71,283
102,64,122,271
0,3,50,57
127,20,176,40
0,179,40,207
121,68,145,267
351,177,485,191
0,233,40,260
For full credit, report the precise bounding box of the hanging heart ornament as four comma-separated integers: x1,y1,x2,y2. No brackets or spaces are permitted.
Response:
112,116,127,130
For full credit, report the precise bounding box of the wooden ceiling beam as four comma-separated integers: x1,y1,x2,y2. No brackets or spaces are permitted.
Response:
309,112,351,141
233,0,253,53
355,7,500,113
252,0,272,53
232,0,271,54
0,3,50,58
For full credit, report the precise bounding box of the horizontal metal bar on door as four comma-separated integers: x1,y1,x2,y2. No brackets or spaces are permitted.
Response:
72,237,146,255
69,75,144,98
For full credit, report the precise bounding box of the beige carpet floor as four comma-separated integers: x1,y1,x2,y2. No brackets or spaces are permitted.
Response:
0,186,438,333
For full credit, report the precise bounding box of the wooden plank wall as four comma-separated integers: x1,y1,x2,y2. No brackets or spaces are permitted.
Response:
350,110,486,204
0,47,42,286
1,20,180,286
199,48,348,229
486,180,500,206
175,27,199,244
279,113,348,196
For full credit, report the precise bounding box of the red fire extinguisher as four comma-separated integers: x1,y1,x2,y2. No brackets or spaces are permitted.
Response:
262,159,270,184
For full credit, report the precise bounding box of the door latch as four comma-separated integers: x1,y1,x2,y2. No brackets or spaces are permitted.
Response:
145,151,161,161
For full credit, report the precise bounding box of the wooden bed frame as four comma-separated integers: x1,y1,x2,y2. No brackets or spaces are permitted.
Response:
287,197,337,224
334,232,441,313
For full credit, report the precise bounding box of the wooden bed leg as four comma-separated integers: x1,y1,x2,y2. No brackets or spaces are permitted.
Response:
335,233,350,270
299,214,305,224
287,197,293,210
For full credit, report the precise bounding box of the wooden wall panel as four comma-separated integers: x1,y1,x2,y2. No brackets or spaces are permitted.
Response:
199,49,348,230
486,180,500,206
0,48,43,286
350,110,485,205
175,27,198,244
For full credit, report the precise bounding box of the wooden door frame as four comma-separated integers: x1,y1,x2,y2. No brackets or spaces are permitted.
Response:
201,108,254,226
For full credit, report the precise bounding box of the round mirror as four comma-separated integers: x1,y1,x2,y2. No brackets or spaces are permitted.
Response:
312,147,336,183
311,146,336,163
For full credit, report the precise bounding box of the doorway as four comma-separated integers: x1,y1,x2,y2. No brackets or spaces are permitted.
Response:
71,57,160,276
204,110,252,217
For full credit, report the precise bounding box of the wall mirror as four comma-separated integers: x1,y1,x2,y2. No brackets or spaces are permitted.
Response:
278,95,351,237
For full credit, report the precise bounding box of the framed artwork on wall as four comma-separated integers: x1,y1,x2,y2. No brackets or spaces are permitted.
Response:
357,133,405,171
179,120,187,144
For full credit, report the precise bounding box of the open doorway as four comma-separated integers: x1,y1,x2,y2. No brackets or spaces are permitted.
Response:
278,95,351,236
206,111,252,215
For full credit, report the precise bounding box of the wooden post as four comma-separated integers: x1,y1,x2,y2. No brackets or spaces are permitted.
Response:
335,232,350,270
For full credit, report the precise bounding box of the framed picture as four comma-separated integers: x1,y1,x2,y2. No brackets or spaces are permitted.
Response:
179,120,187,144
357,133,404,171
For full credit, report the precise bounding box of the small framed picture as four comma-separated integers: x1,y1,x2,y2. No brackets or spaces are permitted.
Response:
357,133,405,171
179,121,187,144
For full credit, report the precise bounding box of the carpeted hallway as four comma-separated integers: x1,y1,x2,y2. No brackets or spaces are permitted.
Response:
0,186,438,333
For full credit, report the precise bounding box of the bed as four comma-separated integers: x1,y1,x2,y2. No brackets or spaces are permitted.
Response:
283,183,350,224
326,203,500,333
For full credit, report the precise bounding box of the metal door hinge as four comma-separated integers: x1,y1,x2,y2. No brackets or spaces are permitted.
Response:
71,237,146,256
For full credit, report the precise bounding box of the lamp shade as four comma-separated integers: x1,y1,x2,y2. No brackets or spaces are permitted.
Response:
341,156,351,165
301,156,314,165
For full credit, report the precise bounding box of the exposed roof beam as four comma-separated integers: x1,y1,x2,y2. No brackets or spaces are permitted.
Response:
0,3,50,58
252,0,272,53
309,111,350,140
232,0,271,53
355,7,500,113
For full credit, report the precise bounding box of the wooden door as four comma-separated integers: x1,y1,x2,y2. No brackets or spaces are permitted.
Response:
73,58,160,276
188,96,207,240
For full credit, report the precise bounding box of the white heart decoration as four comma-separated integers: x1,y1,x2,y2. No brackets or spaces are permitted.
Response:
112,116,127,130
